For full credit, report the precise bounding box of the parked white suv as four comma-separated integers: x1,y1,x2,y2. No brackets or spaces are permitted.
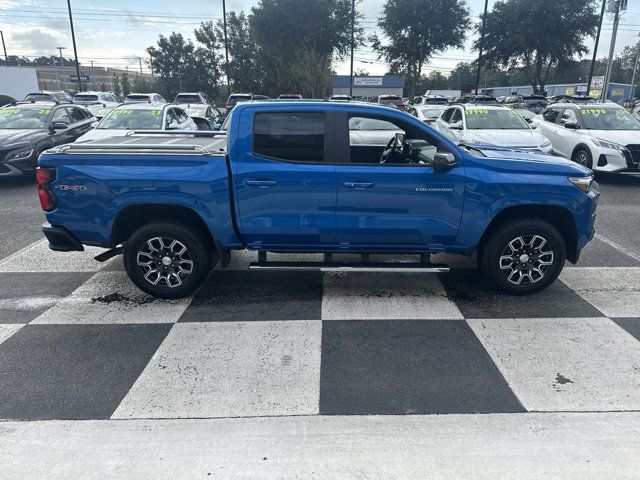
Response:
72,91,121,119
434,104,552,153
533,103,640,173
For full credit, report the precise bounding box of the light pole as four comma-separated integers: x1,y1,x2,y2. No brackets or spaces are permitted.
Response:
349,0,355,98
474,0,489,95
630,34,640,101
601,0,625,103
587,0,607,97
0,31,8,67
66,0,82,93
57,46,67,90
222,0,230,95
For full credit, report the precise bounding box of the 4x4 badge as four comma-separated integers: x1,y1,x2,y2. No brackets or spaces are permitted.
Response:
54,184,87,192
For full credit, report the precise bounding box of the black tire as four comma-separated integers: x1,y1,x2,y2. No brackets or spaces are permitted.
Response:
123,222,213,299
572,147,593,169
479,218,566,295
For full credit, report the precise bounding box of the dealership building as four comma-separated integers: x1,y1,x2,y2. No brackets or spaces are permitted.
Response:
330,75,405,99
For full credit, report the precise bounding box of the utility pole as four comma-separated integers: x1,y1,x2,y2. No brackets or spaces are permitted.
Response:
222,0,230,96
587,0,607,97
57,46,66,90
66,0,82,93
90,60,95,90
138,57,143,75
0,31,8,67
149,54,154,76
602,0,624,103
474,0,489,95
349,0,355,98
630,34,640,101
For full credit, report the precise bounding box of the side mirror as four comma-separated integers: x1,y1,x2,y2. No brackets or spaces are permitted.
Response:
431,152,458,170
564,122,579,130
450,121,463,130
89,121,98,129
212,123,222,131
50,122,68,130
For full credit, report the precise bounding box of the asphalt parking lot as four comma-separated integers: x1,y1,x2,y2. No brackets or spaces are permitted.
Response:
1,173,640,478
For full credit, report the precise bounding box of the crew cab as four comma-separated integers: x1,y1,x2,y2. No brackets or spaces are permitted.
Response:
37,101,599,298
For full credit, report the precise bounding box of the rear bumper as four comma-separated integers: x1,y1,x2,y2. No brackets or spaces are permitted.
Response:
42,222,84,252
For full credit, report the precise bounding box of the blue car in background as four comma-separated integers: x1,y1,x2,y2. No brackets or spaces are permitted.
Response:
36,101,599,298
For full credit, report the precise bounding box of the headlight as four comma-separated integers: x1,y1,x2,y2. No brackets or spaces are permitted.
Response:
591,138,627,152
568,175,594,193
7,148,33,160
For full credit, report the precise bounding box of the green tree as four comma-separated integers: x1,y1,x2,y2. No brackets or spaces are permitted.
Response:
121,73,131,96
214,12,264,93
372,0,470,98
477,0,598,94
251,0,361,97
112,75,122,97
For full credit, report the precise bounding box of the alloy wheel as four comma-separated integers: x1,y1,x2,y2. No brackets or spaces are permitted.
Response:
498,234,555,286
136,237,194,288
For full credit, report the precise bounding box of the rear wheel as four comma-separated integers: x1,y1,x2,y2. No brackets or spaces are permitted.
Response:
479,218,566,295
572,147,593,169
123,222,213,299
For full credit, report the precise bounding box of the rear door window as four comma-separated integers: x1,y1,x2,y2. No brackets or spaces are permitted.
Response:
253,112,325,163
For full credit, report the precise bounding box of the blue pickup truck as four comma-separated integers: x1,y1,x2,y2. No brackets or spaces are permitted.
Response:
36,101,599,298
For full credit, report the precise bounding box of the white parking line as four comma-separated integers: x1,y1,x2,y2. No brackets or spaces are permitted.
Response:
595,233,640,263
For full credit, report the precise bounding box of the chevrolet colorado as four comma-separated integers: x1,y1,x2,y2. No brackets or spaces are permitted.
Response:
37,101,599,298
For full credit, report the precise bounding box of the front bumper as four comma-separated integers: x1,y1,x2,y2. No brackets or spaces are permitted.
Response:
0,150,37,177
42,222,84,252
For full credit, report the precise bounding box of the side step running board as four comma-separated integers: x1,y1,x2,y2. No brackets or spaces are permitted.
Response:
249,261,449,272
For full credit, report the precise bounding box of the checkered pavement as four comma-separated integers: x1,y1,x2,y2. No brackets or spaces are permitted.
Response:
1,240,640,421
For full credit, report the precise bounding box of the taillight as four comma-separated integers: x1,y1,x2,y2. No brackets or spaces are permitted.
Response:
36,167,56,211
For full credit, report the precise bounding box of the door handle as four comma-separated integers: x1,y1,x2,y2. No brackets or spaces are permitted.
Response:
245,179,277,187
344,181,374,189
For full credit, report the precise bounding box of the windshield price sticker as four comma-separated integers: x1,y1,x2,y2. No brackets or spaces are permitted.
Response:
466,109,489,115
150,110,162,115
0,108,20,115
37,109,51,115
109,109,134,116
580,108,606,115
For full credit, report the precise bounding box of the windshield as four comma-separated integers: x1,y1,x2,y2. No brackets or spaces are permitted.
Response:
580,108,640,131
465,108,529,130
97,108,163,130
420,106,446,119
379,97,401,105
349,117,399,130
74,95,99,103
24,93,52,102
227,95,252,106
514,108,536,120
0,106,51,129
221,109,233,131
175,95,202,104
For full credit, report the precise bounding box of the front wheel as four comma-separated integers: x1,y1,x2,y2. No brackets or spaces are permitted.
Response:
123,222,213,299
479,218,566,295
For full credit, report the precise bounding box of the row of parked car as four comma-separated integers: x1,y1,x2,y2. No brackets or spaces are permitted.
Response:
2,87,640,178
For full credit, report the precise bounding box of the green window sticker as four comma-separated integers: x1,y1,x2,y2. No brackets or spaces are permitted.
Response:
580,108,606,115
37,109,51,115
466,108,489,115
0,108,20,115
110,109,134,116
150,110,162,115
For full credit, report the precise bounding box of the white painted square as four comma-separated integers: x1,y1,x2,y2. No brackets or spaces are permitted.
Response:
112,321,322,419
0,324,24,344
560,267,640,317
322,272,463,320
31,271,190,324
468,317,640,411
0,240,116,273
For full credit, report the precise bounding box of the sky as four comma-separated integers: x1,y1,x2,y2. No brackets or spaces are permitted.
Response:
1,0,640,77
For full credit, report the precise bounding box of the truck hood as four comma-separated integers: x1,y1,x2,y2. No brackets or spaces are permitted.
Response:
463,129,545,148
0,128,46,147
583,129,640,146
471,146,591,175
